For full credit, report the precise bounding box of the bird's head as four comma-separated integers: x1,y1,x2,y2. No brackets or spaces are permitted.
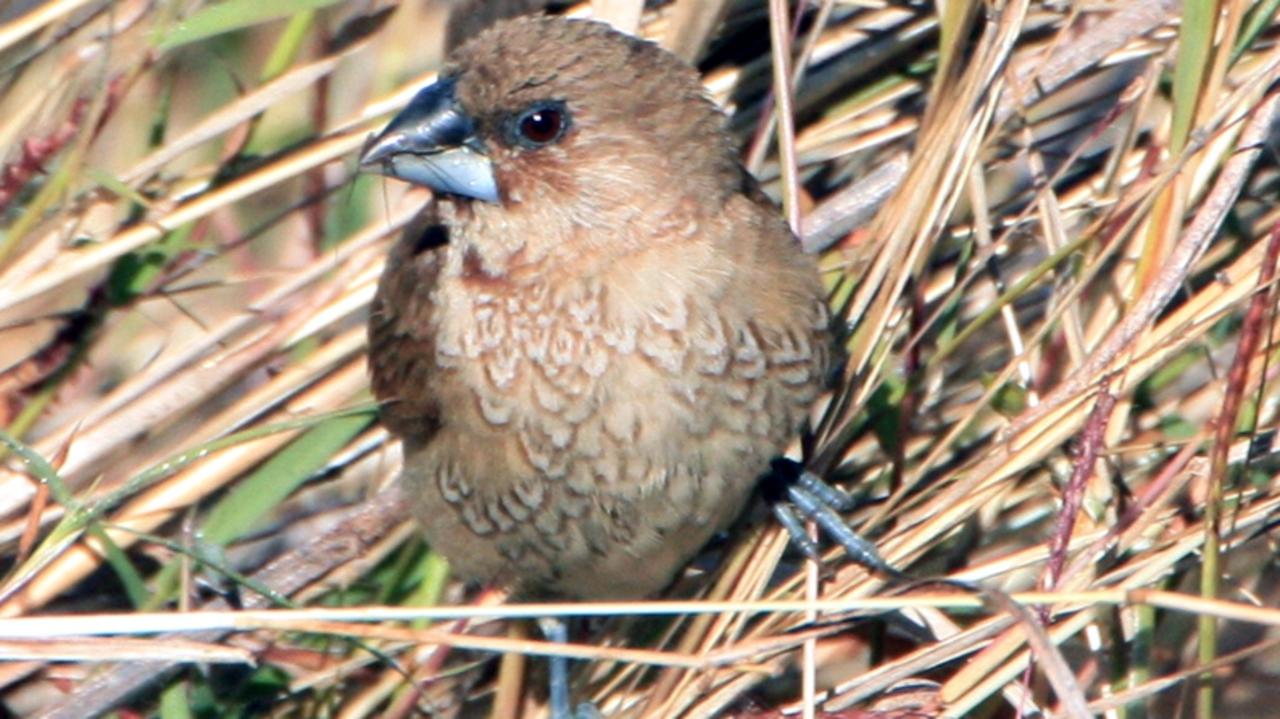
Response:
360,16,740,223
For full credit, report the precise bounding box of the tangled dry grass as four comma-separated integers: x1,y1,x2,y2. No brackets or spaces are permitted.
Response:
1,0,1279,717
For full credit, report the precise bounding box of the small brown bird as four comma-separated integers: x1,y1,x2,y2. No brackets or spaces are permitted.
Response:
362,16,831,602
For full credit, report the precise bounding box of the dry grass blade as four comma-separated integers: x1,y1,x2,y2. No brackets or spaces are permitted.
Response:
0,637,253,664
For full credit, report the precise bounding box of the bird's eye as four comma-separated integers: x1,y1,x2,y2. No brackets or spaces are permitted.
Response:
511,102,569,148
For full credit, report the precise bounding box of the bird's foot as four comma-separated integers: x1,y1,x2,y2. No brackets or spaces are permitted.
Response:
762,458,903,579
538,618,602,719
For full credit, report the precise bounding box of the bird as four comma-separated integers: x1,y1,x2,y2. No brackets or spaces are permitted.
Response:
362,14,833,604
357,15,887,718
361,14,833,601
362,13,832,603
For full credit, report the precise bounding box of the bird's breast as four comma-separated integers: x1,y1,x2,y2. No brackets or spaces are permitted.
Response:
428,273,711,450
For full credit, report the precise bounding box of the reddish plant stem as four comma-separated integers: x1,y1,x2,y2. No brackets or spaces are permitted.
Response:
1206,220,1280,550
1041,380,1116,601
0,73,130,215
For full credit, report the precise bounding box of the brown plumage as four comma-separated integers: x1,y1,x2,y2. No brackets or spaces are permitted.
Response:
365,16,830,599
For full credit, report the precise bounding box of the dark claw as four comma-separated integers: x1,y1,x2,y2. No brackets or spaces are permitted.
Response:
770,499,823,563
765,459,902,579
795,468,858,511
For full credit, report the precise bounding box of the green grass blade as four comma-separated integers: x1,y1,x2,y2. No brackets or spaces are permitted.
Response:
157,0,347,51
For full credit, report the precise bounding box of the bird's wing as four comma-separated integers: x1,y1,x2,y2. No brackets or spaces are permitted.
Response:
368,208,448,440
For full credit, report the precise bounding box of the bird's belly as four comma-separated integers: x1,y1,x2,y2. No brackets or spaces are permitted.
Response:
403,348,767,598
404,278,821,597
405,443,756,599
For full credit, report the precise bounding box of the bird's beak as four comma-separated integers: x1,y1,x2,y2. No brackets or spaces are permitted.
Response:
359,77,500,203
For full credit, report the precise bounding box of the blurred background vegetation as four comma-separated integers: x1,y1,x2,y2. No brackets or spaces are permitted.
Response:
1,0,1280,717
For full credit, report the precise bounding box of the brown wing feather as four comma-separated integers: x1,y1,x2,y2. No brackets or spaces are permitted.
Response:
368,208,448,442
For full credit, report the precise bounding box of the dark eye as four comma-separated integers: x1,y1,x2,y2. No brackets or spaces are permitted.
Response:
512,102,569,148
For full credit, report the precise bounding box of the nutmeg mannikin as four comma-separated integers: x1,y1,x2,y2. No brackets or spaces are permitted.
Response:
361,16,833,602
